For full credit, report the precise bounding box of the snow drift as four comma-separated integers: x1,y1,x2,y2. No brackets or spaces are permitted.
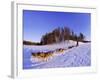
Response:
23,40,91,69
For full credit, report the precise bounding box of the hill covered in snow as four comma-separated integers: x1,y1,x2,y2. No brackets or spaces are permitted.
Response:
23,40,91,69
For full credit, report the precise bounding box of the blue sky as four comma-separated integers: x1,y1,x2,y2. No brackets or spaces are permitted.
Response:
23,10,91,42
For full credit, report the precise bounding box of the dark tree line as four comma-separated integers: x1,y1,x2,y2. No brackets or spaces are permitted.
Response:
40,27,85,45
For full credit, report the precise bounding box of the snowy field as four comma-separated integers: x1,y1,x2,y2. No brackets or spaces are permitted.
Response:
23,40,91,69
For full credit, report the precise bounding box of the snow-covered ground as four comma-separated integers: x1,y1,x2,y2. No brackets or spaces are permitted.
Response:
23,40,91,69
